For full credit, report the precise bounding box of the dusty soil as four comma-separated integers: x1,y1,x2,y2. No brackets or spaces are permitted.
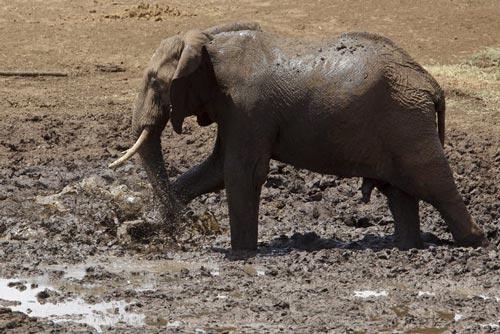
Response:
0,0,499,333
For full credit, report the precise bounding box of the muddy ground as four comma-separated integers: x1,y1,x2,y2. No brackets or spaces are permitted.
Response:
0,0,499,333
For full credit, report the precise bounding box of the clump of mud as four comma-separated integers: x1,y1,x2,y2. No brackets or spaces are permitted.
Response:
0,307,91,334
0,160,226,261
104,3,195,21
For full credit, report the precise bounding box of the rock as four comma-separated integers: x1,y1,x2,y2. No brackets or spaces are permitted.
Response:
356,217,372,228
199,266,212,277
265,175,284,188
377,252,389,260
311,206,320,219
274,301,290,309
95,63,126,73
196,211,223,235
36,289,51,300
488,250,498,259
243,264,257,276
289,180,305,194
378,217,393,226
275,200,286,209
7,281,26,291
109,184,144,216
180,268,190,278
307,192,323,202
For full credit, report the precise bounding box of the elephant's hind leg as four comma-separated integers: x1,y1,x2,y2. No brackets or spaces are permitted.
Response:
379,185,423,250
392,140,487,248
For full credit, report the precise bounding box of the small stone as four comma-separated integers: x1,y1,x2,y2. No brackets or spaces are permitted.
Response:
36,289,51,300
356,217,372,228
199,266,211,277
7,281,27,291
377,252,388,260
307,192,323,202
488,250,497,259
268,269,278,276
274,301,290,309
180,268,190,277
312,206,320,219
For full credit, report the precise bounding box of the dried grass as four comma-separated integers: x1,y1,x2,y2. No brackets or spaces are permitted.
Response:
425,47,500,117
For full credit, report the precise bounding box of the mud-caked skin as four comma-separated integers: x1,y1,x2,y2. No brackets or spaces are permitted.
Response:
130,22,487,251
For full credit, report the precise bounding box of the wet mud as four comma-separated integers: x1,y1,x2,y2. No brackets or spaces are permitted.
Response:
1,120,498,333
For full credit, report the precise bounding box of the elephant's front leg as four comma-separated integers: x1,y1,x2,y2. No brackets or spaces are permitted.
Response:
224,145,271,251
172,135,224,204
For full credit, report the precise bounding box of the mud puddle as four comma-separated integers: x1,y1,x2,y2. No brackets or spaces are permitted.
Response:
406,328,447,334
0,278,144,332
43,255,221,280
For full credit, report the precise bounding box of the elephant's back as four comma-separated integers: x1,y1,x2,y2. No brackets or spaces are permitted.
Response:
317,32,443,111
209,28,442,114
331,31,416,66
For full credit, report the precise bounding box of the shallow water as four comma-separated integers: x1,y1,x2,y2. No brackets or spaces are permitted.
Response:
44,256,220,277
0,278,144,332
406,328,447,334
0,257,223,331
353,290,388,298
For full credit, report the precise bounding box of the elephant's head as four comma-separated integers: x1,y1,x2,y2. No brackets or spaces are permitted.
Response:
109,22,262,168
109,29,217,169
108,29,220,225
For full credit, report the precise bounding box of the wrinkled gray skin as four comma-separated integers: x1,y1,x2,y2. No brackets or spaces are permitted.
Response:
131,22,487,251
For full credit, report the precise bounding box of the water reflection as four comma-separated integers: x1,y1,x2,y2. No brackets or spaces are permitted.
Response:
0,278,144,332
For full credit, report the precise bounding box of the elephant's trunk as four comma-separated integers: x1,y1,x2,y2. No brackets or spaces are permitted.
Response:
138,132,180,226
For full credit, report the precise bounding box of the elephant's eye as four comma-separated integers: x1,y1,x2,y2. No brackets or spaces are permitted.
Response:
151,77,161,91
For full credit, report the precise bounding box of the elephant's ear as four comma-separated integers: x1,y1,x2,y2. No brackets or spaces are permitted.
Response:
170,30,214,134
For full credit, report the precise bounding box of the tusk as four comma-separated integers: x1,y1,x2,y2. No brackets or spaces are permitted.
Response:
108,129,150,169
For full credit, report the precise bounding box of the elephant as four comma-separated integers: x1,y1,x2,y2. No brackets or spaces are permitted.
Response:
109,22,487,251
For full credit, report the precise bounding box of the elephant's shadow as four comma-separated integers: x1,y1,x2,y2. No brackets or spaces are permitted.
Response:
216,231,452,260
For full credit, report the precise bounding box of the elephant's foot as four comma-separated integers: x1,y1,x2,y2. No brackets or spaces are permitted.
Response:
231,242,257,251
454,226,488,248
433,204,489,248
395,233,423,250
230,229,258,251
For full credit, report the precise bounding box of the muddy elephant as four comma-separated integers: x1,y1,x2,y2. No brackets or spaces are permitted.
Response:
110,22,487,251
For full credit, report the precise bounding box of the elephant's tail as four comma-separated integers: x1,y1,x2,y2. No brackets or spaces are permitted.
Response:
435,92,446,147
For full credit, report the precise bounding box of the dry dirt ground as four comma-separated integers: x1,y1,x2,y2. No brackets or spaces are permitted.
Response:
0,0,499,333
